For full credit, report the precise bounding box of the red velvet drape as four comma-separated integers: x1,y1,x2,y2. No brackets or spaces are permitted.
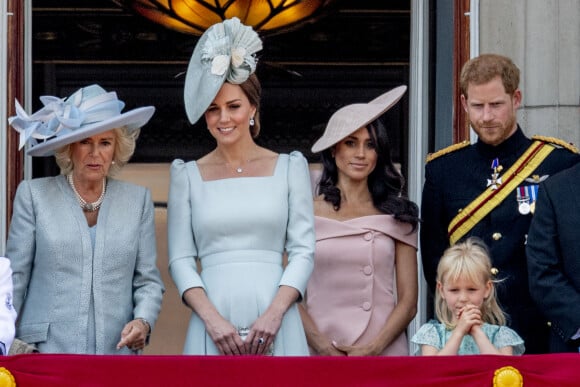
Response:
1,353,579,386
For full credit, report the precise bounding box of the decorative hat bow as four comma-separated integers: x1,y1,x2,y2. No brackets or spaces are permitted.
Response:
9,86,124,150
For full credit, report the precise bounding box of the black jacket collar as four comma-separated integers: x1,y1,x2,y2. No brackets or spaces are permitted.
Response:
475,126,529,159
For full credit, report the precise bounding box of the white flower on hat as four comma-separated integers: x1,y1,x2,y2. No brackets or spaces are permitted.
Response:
210,47,248,76
231,47,247,68
210,55,230,76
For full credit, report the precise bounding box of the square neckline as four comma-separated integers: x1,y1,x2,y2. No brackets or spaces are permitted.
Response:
193,154,282,182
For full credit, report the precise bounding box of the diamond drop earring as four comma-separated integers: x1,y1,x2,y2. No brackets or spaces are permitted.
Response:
249,117,255,126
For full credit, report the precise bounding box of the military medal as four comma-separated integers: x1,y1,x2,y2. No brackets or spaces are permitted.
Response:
517,186,530,214
522,176,543,213
516,185,536,215
518,201,531,215
487,158,503,190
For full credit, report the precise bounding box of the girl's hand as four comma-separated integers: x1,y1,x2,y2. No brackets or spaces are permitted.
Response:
470,322,485,336
456,304,482,334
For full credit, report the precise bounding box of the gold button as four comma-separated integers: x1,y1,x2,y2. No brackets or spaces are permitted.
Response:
458,208,463,213
491,267,499,276
492,232,502,241
547,321,552,327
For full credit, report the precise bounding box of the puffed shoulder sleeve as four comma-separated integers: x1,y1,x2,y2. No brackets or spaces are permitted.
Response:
411,320,442,352
167,159,205,297
279,151,315,299
493,326,525,355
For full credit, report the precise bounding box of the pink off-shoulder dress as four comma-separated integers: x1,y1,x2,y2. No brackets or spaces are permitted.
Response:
304,215,417,355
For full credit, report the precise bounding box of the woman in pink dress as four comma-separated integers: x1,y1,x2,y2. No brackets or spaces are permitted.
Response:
299,86,419,356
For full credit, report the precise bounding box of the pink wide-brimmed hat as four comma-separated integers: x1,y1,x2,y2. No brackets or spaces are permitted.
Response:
311,85,407,153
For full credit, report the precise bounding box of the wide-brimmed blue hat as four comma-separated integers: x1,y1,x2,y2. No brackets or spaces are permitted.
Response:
8,84,155,157
184,17,263,125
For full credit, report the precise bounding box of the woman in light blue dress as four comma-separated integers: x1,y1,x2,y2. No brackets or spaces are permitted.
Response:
412,238,524,355
168,18,315,356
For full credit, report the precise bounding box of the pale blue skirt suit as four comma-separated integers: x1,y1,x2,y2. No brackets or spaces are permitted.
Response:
6,175,164,354
168,152,315,355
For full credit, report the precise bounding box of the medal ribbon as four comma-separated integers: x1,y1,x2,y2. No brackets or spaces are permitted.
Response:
448,141,555,245
516,186,529,202
529,185,538,202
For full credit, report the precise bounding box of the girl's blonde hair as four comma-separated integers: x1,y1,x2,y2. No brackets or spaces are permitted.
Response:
435,237,506,328
54,127,140,177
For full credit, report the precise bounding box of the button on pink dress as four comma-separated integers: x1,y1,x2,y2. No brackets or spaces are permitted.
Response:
305,215,417,355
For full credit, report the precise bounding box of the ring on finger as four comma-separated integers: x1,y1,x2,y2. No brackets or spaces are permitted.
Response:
258,337,265,345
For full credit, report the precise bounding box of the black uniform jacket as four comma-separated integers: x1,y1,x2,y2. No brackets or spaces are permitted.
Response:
420,127,580,354
527,161,580,352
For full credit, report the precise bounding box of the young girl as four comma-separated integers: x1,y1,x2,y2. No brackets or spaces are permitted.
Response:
412,237,524,355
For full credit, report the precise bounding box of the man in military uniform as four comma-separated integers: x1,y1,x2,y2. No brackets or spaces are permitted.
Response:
527,162,580,353
420,53,579,354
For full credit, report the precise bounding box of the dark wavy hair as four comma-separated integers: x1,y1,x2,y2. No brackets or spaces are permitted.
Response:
316,120,419,231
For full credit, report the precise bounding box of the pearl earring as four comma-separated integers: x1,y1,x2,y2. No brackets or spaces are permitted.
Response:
249,117,255,126
111,161,115,165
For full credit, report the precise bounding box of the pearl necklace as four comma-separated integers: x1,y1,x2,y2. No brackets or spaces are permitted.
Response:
67,174,106,212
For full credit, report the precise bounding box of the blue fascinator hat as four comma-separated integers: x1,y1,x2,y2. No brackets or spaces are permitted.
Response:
184,17,263,125
8,84,155,157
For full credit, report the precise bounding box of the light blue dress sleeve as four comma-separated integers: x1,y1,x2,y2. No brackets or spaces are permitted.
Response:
490,325,526,355
411,320,443,352
278,151,315,299
167,159,205,298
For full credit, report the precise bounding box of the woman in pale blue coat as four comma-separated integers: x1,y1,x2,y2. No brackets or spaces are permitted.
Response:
6,84,164,354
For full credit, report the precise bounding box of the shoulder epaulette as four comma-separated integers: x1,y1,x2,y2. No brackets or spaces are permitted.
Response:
425,140,470,163
532,135,579,154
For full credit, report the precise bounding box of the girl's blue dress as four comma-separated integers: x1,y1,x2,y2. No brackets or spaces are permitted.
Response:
411,319,525,355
